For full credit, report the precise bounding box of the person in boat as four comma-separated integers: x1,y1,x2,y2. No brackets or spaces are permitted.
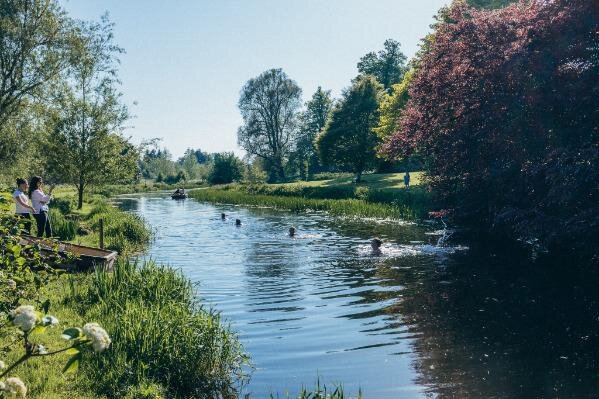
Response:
371,238,383,255
235,218,241,226
13,177,34,234
29,176,54,238
221,213,226,220
173,187,185,196
289,226,296,237
404,171,410,189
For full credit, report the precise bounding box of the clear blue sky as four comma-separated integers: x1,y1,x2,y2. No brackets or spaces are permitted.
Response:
60,0,449,158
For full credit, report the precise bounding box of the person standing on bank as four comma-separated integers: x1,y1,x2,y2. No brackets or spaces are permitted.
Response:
13,178,35,234
28,176,54,238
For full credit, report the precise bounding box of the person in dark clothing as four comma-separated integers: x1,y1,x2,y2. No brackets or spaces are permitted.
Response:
29,176,54,238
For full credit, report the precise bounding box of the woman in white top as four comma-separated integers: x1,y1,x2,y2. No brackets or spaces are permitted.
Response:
28,176,54,238
12,177,34,234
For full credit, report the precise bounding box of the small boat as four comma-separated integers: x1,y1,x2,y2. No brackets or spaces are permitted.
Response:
171,191,188,199
20,235,117,272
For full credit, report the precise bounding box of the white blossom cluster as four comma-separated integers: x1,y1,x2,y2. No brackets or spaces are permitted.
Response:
10,305,38,332
83,323,111,352
0,377,27,398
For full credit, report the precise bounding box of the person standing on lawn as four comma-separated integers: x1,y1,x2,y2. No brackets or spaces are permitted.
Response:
13,178,34,234
28,176,54,238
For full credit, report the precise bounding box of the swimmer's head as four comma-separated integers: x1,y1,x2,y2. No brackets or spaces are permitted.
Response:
221,213,226,220
289,226,296,237
371,238,383,250
235,218,241,226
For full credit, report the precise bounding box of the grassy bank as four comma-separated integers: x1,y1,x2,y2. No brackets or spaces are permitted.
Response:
191,172,432,220
2,260,249,399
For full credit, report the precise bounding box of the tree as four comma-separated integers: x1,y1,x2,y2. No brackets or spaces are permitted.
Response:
0,0,75,125
296,87,333,179
316,76,383,182
382,0,599,258
357,39,407,91
178,149,203,180
46,15,136,209
237,68,302,182
374,69,414,141
207,152,243,185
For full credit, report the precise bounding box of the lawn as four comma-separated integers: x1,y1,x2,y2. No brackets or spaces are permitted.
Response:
271,171,424,191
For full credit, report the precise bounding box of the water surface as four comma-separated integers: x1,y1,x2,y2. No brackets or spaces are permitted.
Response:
115,193,599,398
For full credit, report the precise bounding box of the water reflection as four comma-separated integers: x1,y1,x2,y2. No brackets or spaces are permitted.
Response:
117,193,596,398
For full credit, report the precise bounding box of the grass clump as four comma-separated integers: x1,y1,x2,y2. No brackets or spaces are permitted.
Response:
69,259,249,398
270,379,362,399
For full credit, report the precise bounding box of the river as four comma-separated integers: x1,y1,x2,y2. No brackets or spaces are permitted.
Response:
115,193,599,398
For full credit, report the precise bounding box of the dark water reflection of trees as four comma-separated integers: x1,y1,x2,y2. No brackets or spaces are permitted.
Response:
390,249,599,398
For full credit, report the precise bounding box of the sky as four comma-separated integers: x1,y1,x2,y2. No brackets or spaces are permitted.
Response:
60,0,449,159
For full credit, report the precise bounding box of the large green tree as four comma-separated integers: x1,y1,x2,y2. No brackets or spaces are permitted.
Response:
316,76,383,182
0,0,76,177
357,39,407,91
296,86,333,179
46,15,136,209
237,68,302,182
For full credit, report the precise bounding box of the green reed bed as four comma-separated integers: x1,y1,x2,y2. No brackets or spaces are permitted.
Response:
190,187,429,220
66,259,249,399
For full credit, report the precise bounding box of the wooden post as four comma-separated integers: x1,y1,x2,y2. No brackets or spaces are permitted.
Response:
99,218,104,249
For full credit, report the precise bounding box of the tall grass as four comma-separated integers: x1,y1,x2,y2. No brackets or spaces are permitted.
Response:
69,259,249,398
190,187,429,220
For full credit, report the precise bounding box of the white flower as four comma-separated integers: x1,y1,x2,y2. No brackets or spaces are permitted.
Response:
7,279,16,290
36,344,48,355
41,315,59,326
10,305,38,332
2,377,27,398
0,360,5,369
82,323,111,352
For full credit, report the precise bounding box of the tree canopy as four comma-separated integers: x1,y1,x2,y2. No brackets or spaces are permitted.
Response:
295,86,334,178
357,39,407,90
316,75,383,182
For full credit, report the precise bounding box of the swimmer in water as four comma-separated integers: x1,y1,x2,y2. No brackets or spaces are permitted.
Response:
221,213,226,220
289,226,296,237
371,238,383,255
235,218,241,226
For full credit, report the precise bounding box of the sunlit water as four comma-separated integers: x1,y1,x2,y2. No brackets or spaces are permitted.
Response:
115,193,599,398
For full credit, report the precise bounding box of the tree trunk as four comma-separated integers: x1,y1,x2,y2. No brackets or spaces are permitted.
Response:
77,182,84,210
355,170,363,183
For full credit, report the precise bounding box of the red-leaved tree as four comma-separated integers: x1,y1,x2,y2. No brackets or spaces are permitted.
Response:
382,0,598,258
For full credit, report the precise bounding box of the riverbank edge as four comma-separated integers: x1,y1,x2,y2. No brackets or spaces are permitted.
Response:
188,184,433,221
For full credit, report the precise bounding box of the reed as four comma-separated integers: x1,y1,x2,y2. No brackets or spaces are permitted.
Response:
70,259,249,398
190,187,428,220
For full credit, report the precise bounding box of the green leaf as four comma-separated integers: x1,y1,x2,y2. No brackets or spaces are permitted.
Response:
61,327,82,340
11,244,22,256
62,353,81,374
65,347,80,355
30,325,47,335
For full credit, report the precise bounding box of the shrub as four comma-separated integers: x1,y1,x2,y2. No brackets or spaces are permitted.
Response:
49,209,78,240
207,152,244,184
51,196,75,215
